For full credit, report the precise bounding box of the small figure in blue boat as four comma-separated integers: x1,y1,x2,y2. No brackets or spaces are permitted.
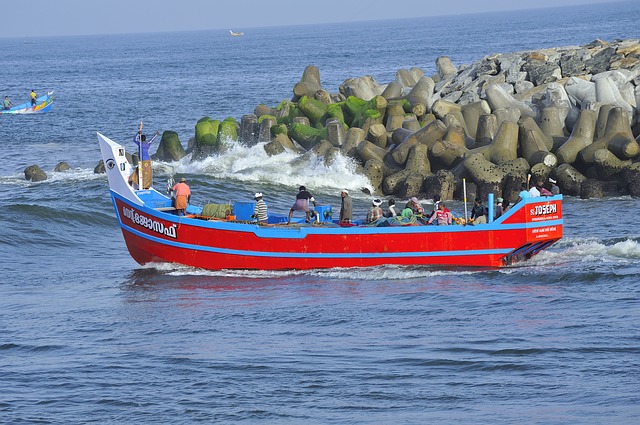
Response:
3,96,11,110
30,90,37,106
339,189,353,224
130,123,160,189
252,192,268,224
288,185,316,224
366,199,384,223
172,177,191,216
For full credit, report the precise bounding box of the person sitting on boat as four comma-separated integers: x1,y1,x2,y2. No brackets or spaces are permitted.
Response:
132,128,160,190
3,96,11,110
30,90,37,106
495,197,504,219
518,183,531,203
409,197,424,216
549,178,560,195
428,202,452,225
385,199,397,218
366,199,384,223
339,189,352,224
529,180,541,197
431,194,441,216
470,198,487,224
172,177,191,216
539,181,553,196
401,202,414,218
288,185,316,224
252,192,268,224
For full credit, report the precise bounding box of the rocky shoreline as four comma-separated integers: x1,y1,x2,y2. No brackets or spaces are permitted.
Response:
38,39,640,201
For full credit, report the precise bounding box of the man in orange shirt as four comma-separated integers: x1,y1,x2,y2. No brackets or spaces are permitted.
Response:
172,177,191,216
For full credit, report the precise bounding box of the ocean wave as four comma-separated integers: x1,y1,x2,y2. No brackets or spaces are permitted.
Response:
154,142,374,197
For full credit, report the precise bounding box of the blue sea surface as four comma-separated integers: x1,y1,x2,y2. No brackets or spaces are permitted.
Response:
1,2,640,423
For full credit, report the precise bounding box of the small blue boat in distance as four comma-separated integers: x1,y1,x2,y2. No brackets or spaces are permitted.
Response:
0,91,54,115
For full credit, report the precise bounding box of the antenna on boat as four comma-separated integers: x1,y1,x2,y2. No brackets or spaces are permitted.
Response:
463,178,468,223
138,121,143,190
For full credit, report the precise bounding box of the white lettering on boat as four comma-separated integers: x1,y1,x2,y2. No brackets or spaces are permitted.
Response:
122,206,177,238
530,203,557,216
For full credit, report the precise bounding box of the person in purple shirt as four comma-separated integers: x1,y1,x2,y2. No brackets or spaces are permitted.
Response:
130,129,159,189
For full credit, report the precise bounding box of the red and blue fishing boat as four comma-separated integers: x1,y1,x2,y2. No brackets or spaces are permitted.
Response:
98,132,563,270
0,91,54,115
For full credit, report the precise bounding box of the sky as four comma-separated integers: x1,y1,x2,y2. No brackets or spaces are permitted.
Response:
1,0,625,38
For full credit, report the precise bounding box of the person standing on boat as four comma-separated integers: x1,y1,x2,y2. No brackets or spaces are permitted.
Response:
30,90,37,106
339,189,352,224
252,193,268,224
172,177,191,216
132,128,160,190
366,199,384,223
288,185,316,224
3,96,11,110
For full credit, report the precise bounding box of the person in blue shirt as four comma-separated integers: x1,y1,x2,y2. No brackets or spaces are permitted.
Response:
518,183,531,203
130,128,159,189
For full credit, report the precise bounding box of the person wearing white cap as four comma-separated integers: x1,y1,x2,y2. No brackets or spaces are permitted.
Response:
366,199,384,223
339,189,352,224
252,192,268,224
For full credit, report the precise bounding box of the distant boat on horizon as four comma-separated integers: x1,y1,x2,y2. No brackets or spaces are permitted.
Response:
229,30,244,36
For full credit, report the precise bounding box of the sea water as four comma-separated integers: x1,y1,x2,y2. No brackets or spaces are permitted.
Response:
1,2,640,423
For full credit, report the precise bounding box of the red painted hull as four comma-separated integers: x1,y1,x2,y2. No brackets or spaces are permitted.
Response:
112,194,563,270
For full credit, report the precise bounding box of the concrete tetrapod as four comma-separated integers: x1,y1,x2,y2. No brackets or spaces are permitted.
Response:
538,107,568,150
488,121,519,165
579,107,635,163
475,114,497,147
485,84,538,119
461,100,491,140
391,119,447,165
555,109,597,165
593,148,632,180
463,153,506,198
555,163,587,197
405,76,435,116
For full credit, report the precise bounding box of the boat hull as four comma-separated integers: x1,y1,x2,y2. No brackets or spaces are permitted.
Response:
111,193,562,270
0,92,54,115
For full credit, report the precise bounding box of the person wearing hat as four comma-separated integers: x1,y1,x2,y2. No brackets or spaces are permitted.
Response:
288,185,316,224
252,192,268,224
339,189,352,224
3,96,12,110
366,199,384,223
172,177,191,216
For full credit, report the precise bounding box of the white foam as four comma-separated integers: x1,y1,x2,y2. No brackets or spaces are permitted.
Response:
156,141,374,197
